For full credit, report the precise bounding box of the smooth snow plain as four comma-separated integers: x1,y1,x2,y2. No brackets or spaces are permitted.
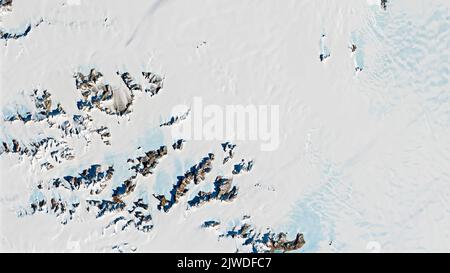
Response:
1,0,449,252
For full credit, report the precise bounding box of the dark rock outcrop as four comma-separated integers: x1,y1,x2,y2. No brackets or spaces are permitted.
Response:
172,139,185,150
160,109,190,127
0,18,43,42
0,0,12,12
119,72,142,91
381,0,388,11
1,137,75,169
110,146,168,214
319,34,331,62
87,199,126,218
222,221,305,253
102,197,153,234
26,191,80,224
232,159,254,175
74,69,134,115
4,89,65,123
155,153,215,211
222,142,236,164
188,176,238,208
267,232,305,253
128,198,153,232
112,175,137,198
202,220,220,228
119,71,164,97
50,164,115,194
94,126,111,145
129,146,168,177
142,72,164,96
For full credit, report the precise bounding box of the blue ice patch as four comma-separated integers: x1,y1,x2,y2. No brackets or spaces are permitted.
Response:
136,126,165,151
29,189,45,204
153,170,172,195
351,32,365,70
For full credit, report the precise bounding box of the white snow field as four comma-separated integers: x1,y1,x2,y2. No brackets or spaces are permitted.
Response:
0,0,449,252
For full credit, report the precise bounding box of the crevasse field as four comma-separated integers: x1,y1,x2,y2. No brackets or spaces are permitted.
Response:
0,0,449,252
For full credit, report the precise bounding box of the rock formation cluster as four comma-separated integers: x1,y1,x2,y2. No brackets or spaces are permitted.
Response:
1,67,305,252
222,142,236,164
212,219,306,253
188,176,238,207
154,153,215,212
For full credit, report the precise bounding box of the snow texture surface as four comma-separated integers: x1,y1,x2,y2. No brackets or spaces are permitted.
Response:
1,0,450,252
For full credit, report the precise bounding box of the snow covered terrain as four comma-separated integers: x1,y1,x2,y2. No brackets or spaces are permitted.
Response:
0,0,449,252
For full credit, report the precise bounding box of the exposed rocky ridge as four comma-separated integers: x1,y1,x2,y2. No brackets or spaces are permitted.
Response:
119,71,164,97
142,72,164,96
91,146,169,232
128,145,168,177
74,69,164,116
4,70,304,252
202,220,220,229
154,153,215,212
381,0,388,11
172,139,185,150
93,126,111,145
88,193,153,232
4,89,65,123
86,199,126,218
0,0,12,12
119,72,142,92
18,188,81,224
232,159,254,175
1,137,74,170
16,145,168,231
3,89,111,145
104,197,153,233
111,146,169,201
12,128,297,250
48,164,114,194
222,142,236,164
88,195,153,233
208,219,305,253
18,159,149,228
0,18,43,42
188,176,238,208
18,164,114,224
74,69,131,115
56,113,111,145
160,109,190,127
